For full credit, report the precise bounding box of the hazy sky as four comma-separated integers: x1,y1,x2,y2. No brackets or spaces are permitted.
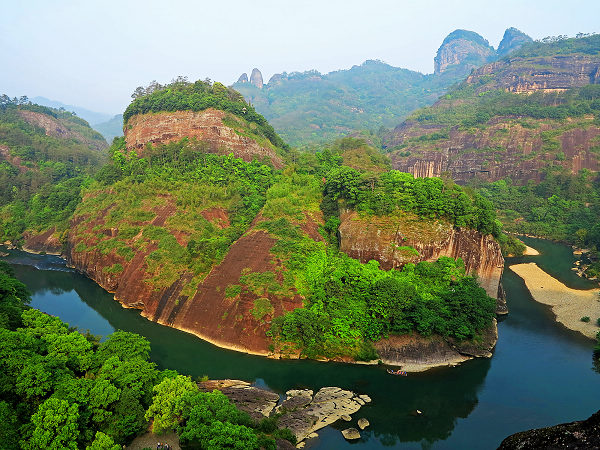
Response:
1,0,598,115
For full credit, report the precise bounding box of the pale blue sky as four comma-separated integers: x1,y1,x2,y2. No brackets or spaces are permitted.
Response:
1,0,598,115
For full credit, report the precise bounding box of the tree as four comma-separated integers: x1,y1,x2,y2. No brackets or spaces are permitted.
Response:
23,398,80,450
94,331,151,366
144,375,197,433
86,431,121,450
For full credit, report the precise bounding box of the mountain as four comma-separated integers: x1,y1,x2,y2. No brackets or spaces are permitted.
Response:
233,28,532,146
433,29,496,77
384,33,600,184
40,79,505,366
0,97,108,250
31,96,113,125
94,114,123,142
497,27,534,57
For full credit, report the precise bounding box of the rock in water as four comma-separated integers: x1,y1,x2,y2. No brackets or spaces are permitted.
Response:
342,428,361,440
341,414,352,421
358,418,370,430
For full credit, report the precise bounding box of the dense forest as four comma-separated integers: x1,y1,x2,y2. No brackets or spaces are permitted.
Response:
0,261,294,449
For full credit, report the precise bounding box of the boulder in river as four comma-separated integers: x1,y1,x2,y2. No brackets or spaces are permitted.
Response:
358,418,370,429
342,428,361,440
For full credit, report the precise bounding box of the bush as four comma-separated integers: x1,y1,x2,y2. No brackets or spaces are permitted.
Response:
581,316,591,322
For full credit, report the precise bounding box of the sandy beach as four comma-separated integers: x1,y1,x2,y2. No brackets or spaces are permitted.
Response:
523,245,540,256
509,263,600,339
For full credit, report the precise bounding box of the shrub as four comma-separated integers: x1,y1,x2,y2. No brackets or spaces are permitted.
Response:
581,316,591,322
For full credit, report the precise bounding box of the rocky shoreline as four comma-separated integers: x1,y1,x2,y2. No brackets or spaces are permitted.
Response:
198,380,372,447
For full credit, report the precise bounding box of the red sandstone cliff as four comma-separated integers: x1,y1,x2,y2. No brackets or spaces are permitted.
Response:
124,109,283,168
338,209,506,312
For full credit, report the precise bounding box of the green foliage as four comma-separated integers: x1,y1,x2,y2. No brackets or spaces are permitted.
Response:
145,375,198,433
271,253,496,358
581,316,591,322
0,100,106,242
0,261,31,329
124,79,288,150
86,431,121,450
323,168,500,236
23,397,80,450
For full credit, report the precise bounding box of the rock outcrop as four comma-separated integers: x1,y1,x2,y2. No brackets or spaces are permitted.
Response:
374,319,498,369
199,380,370,443
22,227,62,255
250,68,264,89
338,210,505,304
498,409,600,449
497,27,533,57
237,73,248,83
466,53,600,94
387,117,600,184
434,29,495,76
124,109,283,168
18,110,107,151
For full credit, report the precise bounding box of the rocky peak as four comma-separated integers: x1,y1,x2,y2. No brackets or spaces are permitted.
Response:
250,68,264,89
497,27,533,57
236,73,248,83
434,29,495,76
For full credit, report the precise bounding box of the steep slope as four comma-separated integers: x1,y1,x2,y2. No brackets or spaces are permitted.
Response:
497,27,534,57
0,97,108,248
64,123,503,364
385,34,600,184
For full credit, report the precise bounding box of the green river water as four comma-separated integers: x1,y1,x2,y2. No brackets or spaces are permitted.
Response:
3,236,599,449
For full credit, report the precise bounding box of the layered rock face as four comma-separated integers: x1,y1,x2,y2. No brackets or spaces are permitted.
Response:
467,53,600,93
434,30,495,76
124,109,283,168
387,117,600,184
338,210,505,304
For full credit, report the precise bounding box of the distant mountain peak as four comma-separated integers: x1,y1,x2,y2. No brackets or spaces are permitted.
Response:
434,29,495,75
237,73,248,83
497,27,533,57
250,68,264,89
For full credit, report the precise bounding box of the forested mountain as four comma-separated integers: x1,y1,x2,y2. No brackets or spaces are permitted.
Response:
0,96,108,248
233,28,532,146
385,33,600,184
93,114,123,142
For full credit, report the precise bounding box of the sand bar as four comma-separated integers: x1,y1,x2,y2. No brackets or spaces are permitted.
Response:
523,245,540,256
509,262,600,339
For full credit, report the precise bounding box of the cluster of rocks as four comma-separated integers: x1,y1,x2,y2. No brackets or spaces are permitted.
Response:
199,380,371,446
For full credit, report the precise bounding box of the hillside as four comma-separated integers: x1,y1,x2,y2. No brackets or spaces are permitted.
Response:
0,96,108,249
385,34,600,184
59,83,505,365
94,114,123,142
233,28,532,147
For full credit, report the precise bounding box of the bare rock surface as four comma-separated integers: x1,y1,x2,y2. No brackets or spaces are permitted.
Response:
358,418,370,430
204,382,369,443
341,428,361,440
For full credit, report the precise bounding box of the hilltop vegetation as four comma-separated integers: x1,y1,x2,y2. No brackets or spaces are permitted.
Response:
124,78,288,150
0,96,107,244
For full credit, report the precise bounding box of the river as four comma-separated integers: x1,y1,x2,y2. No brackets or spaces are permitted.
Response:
3,236,599,449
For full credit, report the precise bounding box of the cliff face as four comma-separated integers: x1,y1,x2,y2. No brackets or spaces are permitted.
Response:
434,30,495,76
338,210,505,309
466,53,600,93
124,109,283,168
66,198,304,355
250,68,264,89
387,117,600,183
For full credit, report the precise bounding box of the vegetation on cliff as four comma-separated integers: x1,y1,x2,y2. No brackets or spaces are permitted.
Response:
0,97,107,244
0,262,293,449
124,78,288,150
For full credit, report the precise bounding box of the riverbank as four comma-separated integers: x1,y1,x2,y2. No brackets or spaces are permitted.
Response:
509,262,600,339
523,245,540,256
